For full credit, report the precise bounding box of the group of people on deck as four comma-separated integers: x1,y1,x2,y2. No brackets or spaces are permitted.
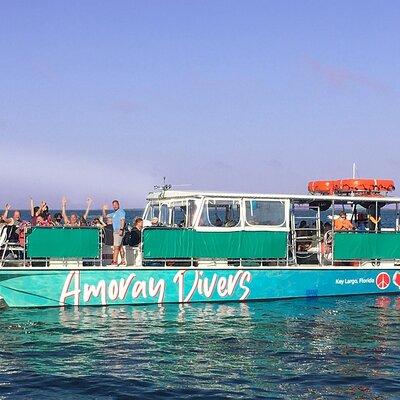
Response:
296,210,382,253
0,198,145,266
298,211,381,237
333,212,354,231
333,211,381,232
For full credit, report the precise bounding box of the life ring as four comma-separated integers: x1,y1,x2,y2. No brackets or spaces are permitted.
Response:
376,179,395,192
308,180,335,195
321,230,333,262
308,178,395,195
324,230,333,246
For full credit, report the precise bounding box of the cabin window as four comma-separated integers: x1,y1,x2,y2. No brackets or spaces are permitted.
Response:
199,199,241,227
171,205,186,227
144,204,159,220
187,200,197,227
245,200,286,226
159,204,169,226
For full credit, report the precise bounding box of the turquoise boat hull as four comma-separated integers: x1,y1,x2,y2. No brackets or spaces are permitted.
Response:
0,267,399,308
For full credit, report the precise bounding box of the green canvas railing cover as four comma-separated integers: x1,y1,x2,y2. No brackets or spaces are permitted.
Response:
334,231,400,260
143,228,287,259
26,227,100,258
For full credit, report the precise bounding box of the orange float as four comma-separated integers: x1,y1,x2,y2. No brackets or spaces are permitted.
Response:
308,179,395,195
307,180,336,195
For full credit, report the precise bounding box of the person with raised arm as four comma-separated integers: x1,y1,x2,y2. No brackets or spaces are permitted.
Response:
30,198,48,226
2,204,29,244
1,204,14,226
0,205,13,245
61,197,80,227
102,200,126,266
80,197,93,226
61,197,93,227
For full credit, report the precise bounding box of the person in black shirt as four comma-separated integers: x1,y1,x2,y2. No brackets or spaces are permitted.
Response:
129,217,143,247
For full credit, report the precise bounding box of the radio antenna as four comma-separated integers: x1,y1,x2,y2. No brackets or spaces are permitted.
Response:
153,177,171,192
153,177,192,192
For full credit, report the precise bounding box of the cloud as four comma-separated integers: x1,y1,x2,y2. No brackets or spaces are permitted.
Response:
305,57,396,95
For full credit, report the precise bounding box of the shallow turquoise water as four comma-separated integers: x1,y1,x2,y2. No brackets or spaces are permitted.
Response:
1,296,400,399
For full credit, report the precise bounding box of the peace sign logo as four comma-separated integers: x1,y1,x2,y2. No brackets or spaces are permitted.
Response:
376,272,390,290
393,272,400,289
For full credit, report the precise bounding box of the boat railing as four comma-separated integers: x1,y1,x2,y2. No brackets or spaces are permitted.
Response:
3,224,400,268
142,257,289,268
330,229,400,265
0,226,103,268
141,227,290,267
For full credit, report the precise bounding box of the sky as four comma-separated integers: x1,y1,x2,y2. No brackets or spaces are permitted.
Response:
0,0,399,208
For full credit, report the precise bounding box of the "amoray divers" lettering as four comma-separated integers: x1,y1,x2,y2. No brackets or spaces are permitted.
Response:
173,270,251,302
59,270,252,306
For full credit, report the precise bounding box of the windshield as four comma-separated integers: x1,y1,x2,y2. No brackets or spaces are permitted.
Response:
198,199,241,227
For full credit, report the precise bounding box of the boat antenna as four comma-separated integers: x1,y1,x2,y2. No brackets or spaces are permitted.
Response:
153,178,192,199
352,162,357,179
154,177,172,192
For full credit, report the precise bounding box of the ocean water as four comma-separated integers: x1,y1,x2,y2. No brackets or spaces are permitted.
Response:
5,207,400,398
1,296,400,399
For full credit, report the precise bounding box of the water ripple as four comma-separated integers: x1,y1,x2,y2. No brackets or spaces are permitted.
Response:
0,296,400,399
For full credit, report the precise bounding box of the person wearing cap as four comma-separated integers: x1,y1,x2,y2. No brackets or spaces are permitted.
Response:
151,217,159,227
334,212,353,231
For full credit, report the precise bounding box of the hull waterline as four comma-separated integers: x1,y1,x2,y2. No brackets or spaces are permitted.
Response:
0,267,398,308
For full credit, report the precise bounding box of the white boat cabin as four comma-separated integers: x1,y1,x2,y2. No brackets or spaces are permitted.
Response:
141,189,400,267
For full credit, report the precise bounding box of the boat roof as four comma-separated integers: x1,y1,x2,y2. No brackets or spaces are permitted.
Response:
147,190,400,203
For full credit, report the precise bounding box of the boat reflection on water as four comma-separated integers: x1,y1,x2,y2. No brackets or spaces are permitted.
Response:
0,296,399,398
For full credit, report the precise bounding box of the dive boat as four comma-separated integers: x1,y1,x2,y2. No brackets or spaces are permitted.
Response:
1,179,400,308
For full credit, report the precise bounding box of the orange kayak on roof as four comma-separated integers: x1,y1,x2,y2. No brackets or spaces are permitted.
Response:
308,179,395,195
